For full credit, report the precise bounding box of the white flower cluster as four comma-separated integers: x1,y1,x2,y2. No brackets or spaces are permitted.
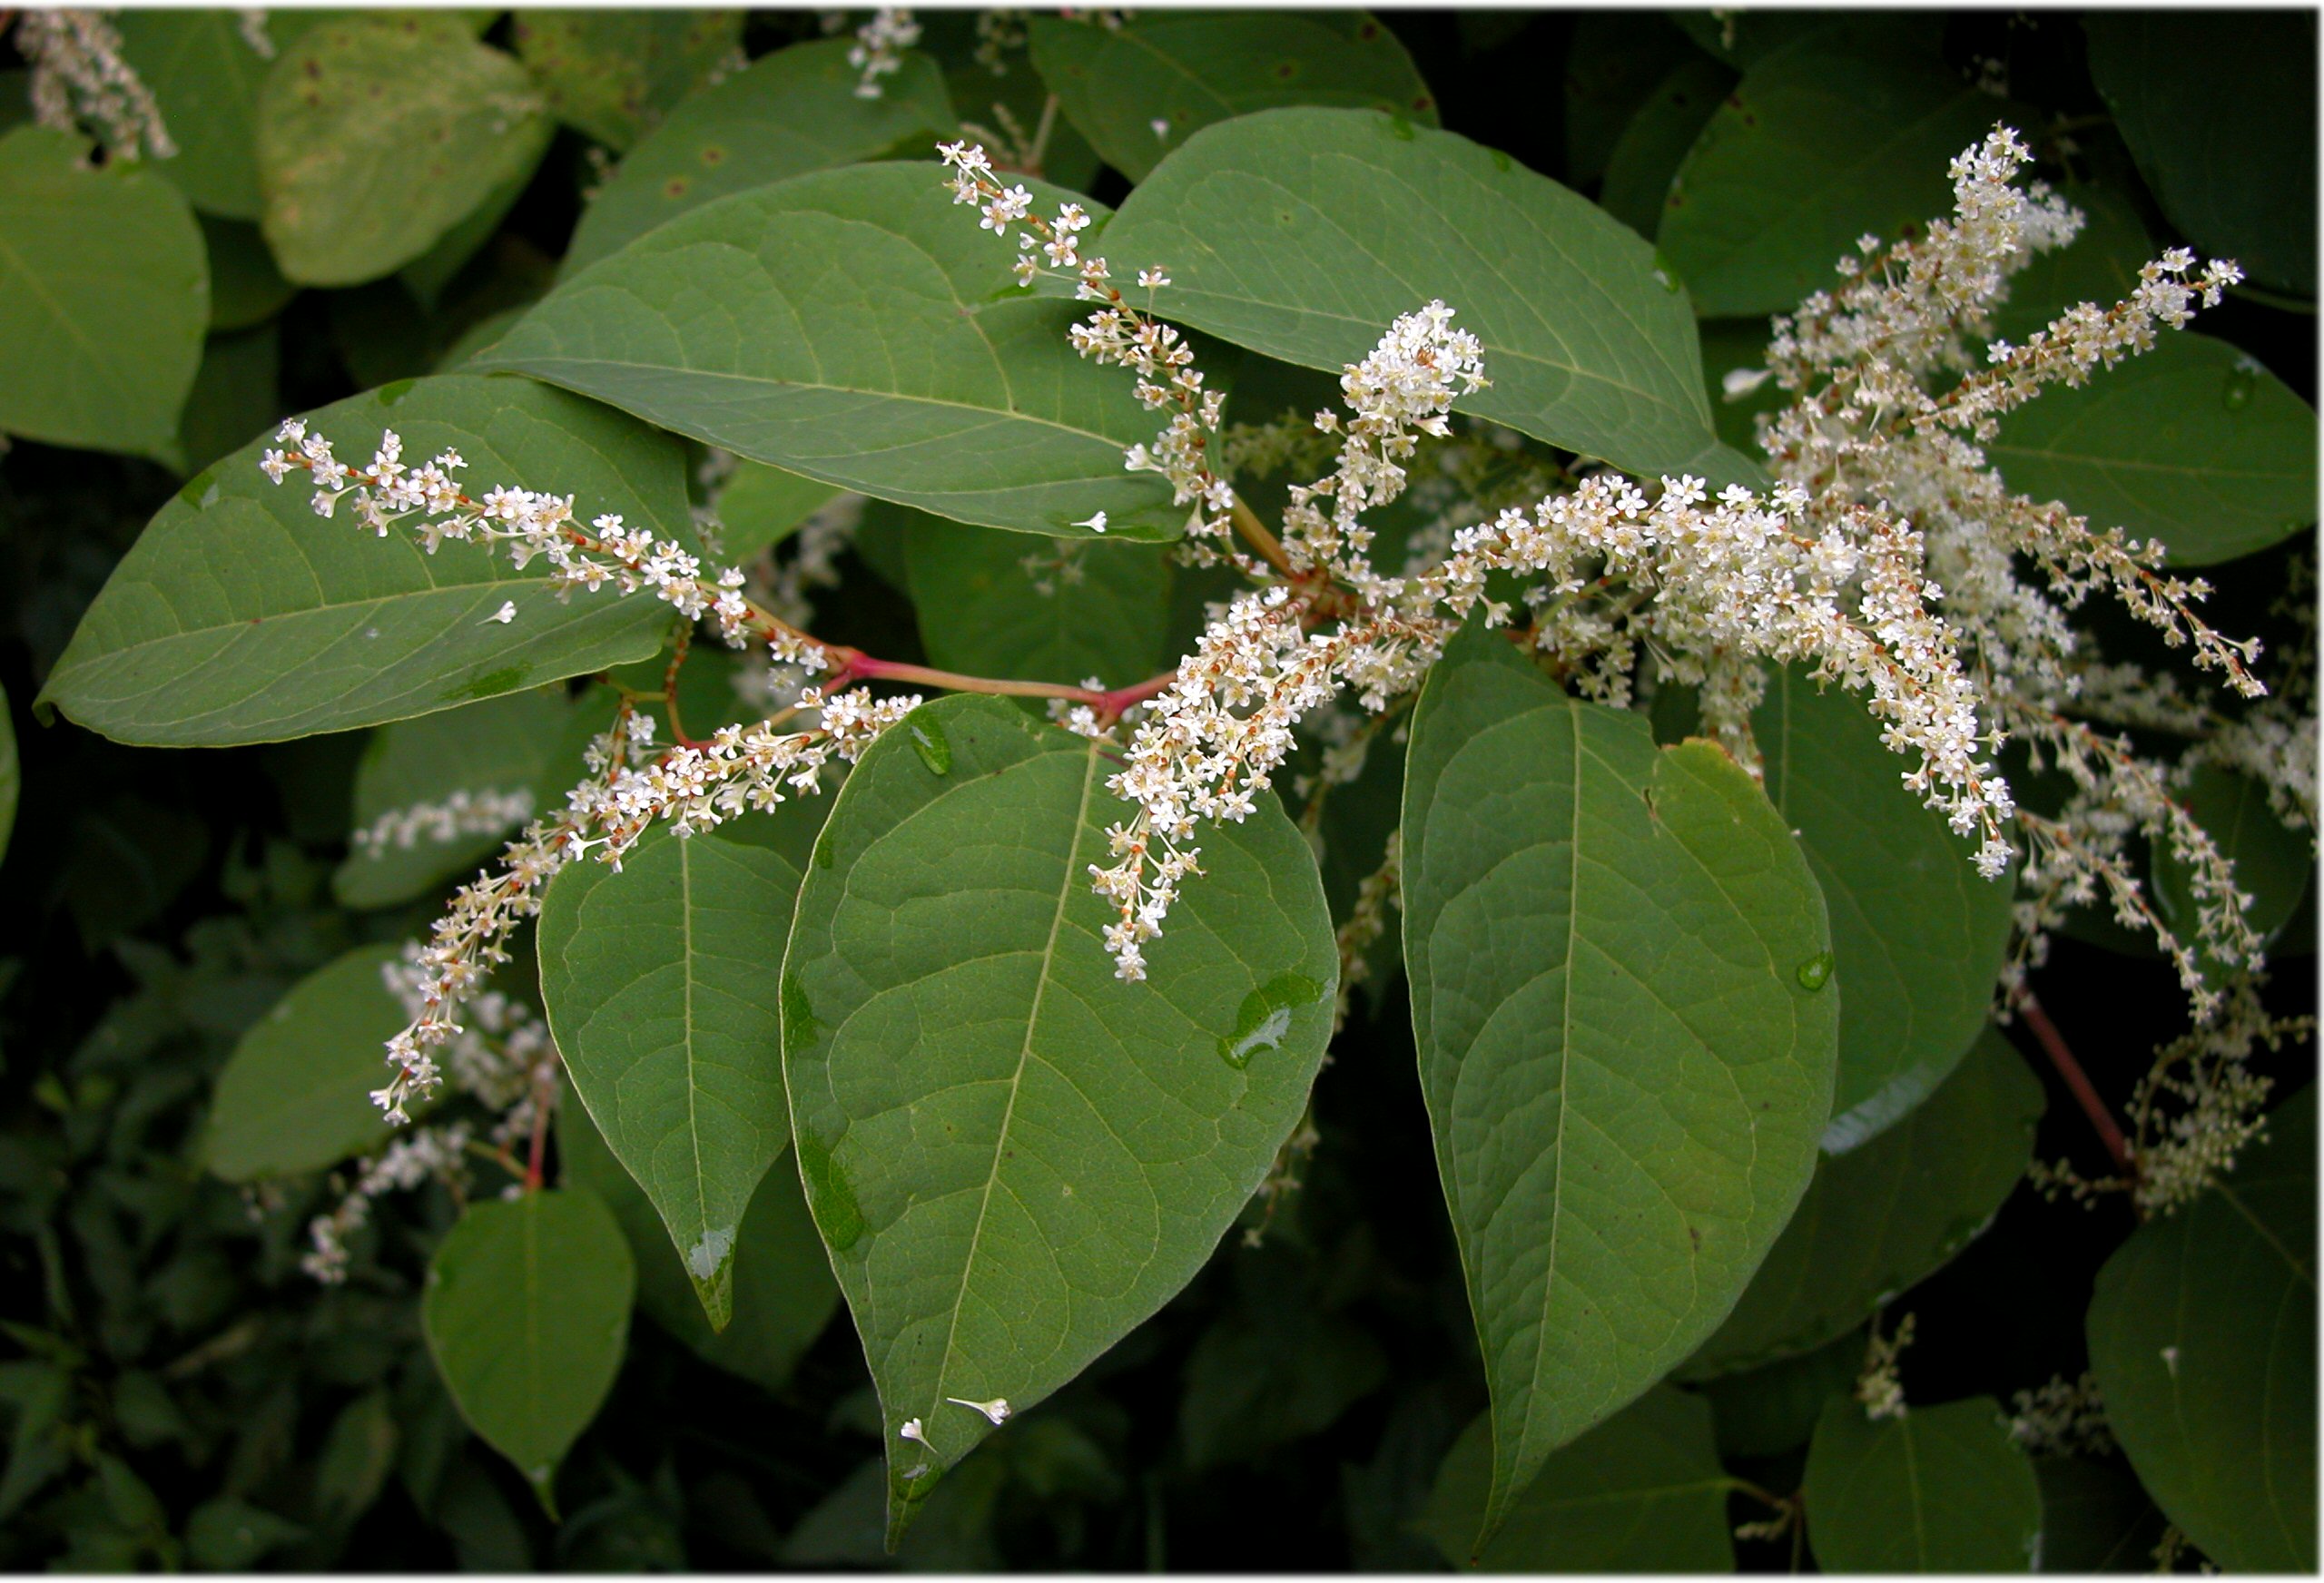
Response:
939,140,1244,556
848,7,920,98
1855,1313,1916,1422
1293,300,1489,581
301,1120,473,1282
261,421,763,652
235,10,274,60
17,9,175,161
350,786,537,858
254,431,927,1125
2007,1372,2115,1458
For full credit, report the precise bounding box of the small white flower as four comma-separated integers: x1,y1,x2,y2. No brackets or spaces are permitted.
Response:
945,1396,1012,1425
1074,511,1108,535
486,601,517,624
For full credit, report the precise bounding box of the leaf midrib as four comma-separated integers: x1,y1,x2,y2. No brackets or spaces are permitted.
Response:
930,738,1103,1405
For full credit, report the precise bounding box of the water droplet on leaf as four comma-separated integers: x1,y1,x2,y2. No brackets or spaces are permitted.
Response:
2222,367,2256,410
1796,950,1835,990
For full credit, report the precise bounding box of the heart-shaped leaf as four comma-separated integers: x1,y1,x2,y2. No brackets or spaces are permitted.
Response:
539,826,800,1328
1403,625,1836,1543
1091,107,1731,482
782,693,1334,1541
1804,1395,2043,1570
422,1187,635,1509
40,375,692,747
481,163,1185,541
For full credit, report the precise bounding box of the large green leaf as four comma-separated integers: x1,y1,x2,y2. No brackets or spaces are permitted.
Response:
1563,13,1703,186
1089,107,1730,480
2087,1086,2317,1572
783,693,1335,1539
1027,12,1435,184
1990,333,2317,569
538,826,799,1329
256,16,552,287
113,10,276,220
1423,1389,1738,1570
2155,763,2314,982
1402,625,1837,1542
202,944,409,1182
335,685,595,909
561,1099,839,1396
482,163,1185,541
713,462,842,562
178,322,281,477
513,10,743,152
1756,667,2017,1147
561,37,955,276
422,1187,635,1506
2083,13,2317,298
0,125,207,464
39,375,692,748
1658,32,2007,317
1805,1395,2043,1570
903,513,1175,688
1682,1031,2043,1378
1699,1327,1865,1459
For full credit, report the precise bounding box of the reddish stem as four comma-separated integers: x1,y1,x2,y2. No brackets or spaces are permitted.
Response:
522,1068,554,1191
2015,992,2132,1172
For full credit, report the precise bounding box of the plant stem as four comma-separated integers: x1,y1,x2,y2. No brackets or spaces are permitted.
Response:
836,651,1175,719
2015,991,2133,1172
1230,497,1298,577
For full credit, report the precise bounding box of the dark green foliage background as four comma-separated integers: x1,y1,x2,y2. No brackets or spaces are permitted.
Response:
0,8,2313,1571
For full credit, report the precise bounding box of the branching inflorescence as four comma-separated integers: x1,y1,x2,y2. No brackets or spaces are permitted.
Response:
261,121,2302,1226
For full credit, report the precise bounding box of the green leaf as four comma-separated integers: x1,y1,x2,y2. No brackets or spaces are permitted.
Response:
1598,55,1737,241
39,374,692,747
1423,1389,1738,1571
485,162,1187,541
2083,13,2317,297
422,1187,635,1505
2035,1457,2170,1574
1028,12,1435,184
1094,107,1729,480
2155,764,2313,981
713,462,842,563
0,681,16,867
561,1097,840,1396
334,684,590,909
0,124,207,464
256,16,552,287
560,37,955,276
513,10,743,152
1659,32,2008,317
538,826,799,1328
200,215,295,331
903,512,1175,688
783,693,1335,1538
314,1387,399,1528
1755,666,2018,1147
1682,1031,2043,1378
1695,319,1787,455
1989,333,2318,568
1804,1396,2043,1571
1402,624,1837,1541
113,10,276,220
202,944,409,1182
2087,1085,2317,1571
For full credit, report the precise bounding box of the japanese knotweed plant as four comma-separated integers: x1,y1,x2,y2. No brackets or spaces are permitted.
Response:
33,32,2313,1563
